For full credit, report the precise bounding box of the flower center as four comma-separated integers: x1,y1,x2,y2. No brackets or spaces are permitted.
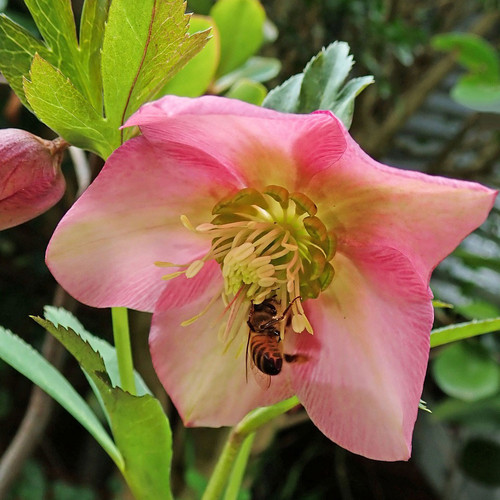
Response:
158,186,336,336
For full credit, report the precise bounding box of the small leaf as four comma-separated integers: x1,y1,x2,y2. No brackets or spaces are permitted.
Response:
101,0,210,134
432,300,454,309
159,15,220,98
0,14,50,108
24,55,118,158
263,41,373,127
225,78,267,105
452,75,500,113
432,342,499,401
214,56,280,93
430,317,500,347
34,316,174,500
211,0,265,77
460,438,500,486
0,325,122,468
433,395,500,428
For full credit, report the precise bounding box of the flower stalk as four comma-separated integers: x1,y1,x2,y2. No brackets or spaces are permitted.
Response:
111,307,136,395
202,396,300,500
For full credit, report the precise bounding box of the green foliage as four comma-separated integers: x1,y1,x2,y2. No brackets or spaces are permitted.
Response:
211,0,265,77
263,41,374,128
432,33,500,112
0,324,122,468
213,56,280,93
101,0,209,140
33,315,174,500
225,79,267,105
24,55,118,158
0,0,210,158
159,15,220,98
430,317,500,347
432,342,500,401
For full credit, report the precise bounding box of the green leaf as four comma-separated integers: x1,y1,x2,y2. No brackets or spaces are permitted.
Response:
430,317,500,347
33,317,173,500
452,75,500,113
214,55,280,93
101,0,210,135
44,306,151,397
460,438,500,486
432,300,454,309
433,395,500,428
432,342,500,401
225,78,267,105
0,325,122,468
79,0,112,112
23,0,89,99
432,33,500,81
262,73,303,113
264,41,373,127
24,54,118,158
211,0,265,77
159,15,220,98
0,14,50,108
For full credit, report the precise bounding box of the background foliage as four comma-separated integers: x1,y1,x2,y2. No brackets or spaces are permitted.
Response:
0,0,499,499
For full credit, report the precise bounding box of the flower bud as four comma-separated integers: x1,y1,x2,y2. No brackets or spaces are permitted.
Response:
0,129,68,230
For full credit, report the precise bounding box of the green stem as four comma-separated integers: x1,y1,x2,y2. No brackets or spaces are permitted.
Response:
111,307,136,395
202,396,300,500
223,433,255,500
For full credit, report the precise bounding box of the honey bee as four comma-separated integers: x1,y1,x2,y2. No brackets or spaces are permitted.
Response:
246,297,306,387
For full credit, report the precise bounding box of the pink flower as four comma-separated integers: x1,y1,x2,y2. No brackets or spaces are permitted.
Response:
0,129,67,230
46,96,496,460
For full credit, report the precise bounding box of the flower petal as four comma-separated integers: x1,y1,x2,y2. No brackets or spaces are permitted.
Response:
306,125,497,283
288,244,434,460
46,136,238,311
150,260,294,426
125,95,347,190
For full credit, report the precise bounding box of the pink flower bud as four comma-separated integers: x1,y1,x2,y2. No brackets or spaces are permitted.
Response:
0,129,68,230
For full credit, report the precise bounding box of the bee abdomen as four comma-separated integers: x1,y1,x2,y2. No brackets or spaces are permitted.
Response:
251,338,283,376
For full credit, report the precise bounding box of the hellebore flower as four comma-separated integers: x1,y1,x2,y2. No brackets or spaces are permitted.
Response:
46,96,496,460
0,129,67,230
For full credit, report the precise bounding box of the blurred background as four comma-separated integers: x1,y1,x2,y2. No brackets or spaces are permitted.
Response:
1,0,499,498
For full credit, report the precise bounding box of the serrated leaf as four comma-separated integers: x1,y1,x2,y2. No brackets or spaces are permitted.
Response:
299,41,355,113
214,55,280,93
225,78,267,105
0,325,122,468
211,0,265,77
24,55,118,158
0,14,50,108
101,0,210,136
23,0,89,99
44,306,151,397
159,15,219,98
79,0,112,112
430,317,500,347
263,42,373,127
329,75,374,128
432,342,500,401
34,316,173,500
262,73,303,113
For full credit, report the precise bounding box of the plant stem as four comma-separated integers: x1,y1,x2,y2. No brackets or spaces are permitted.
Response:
223,432,255,500
202,396,300,500
111,307,136,395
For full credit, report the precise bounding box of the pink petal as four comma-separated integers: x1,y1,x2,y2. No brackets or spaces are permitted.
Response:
124,95,347,190
288,244,434,460
306,126,497,283
0,129,66,230
46,136,239,311
150,260,295,426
